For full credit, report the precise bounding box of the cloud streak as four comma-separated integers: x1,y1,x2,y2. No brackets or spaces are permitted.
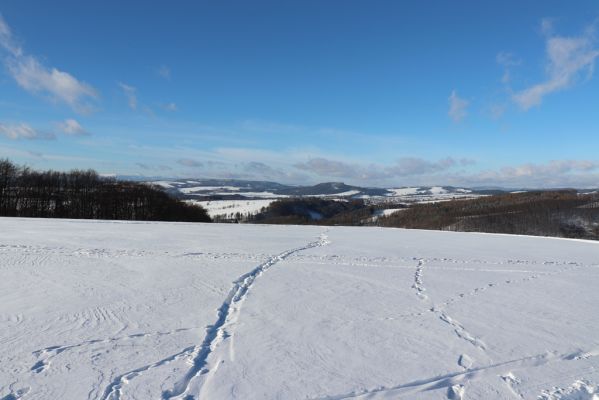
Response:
0,14,98,113
448,90,468,122
0,122,55,140
136,163,172,171
496,51,521,84
293,157,599,188
157,65,171,80
458,159,599,188
162,102,177,112
513,20,599,110
294,157,475,182
58,119,88,136
177,158,203,167
118,83,138,110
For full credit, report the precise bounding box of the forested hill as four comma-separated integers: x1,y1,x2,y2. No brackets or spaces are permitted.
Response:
379,190,599,240
0,159,210,222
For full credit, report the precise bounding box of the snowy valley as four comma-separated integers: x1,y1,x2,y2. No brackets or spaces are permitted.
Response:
150,179,495,221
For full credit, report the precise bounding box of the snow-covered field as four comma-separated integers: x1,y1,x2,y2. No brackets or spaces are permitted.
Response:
381,187,482,204
189,199,275,219
1,218,599,400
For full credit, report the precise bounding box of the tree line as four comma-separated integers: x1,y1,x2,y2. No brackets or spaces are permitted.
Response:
251,198,373,225
0,159,211,222
247,191,599,240
378,190,599,240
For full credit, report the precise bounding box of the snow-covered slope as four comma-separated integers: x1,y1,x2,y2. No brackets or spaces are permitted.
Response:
190,199,275,219
1,218,598,400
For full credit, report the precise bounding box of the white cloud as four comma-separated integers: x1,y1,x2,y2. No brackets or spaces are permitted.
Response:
157,65,170,80
496,51,521,84
118,83,137,110
294,158,360,178
177,158,203,167
0,122,55,140
448,90,469,122
293,156,599,188
0,14,98,113
496,51,521,67
459,159,599,188
294,157,473,181
540,17,555,36
513,20,599,110
136,163,172,171
58,119,88,136
500,159,599,177
488,103,506,119
243,161,290,180
64,138,599,188
163,102,177,112
0,14,22,57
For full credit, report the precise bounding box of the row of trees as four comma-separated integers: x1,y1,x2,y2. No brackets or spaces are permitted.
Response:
251,198,373,225
0,159,211,222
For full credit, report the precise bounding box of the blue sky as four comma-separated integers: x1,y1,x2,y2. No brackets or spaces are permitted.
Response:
1,1,599,188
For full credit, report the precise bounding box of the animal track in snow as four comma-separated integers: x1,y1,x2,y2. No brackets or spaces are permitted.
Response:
138,232,330,400
501,372,524,399
30,327,197,375
539,379,598,400
411,258,427,300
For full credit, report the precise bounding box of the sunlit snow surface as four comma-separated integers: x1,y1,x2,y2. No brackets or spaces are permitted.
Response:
1,218,599,400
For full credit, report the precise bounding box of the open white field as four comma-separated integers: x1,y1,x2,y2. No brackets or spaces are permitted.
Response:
1,218,598,400
189,199,274,219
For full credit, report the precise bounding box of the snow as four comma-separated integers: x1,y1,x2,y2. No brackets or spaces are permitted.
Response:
189,199,274,218
152,181,175,189
380,208,404,216
304,190,361,198
179,186,240,193
370,208,405,222
325,190,360,197
388,187,420,196
429,186,448,194
1,218,599,400
382,187,481,204
539,380,598,400
209,191,285,199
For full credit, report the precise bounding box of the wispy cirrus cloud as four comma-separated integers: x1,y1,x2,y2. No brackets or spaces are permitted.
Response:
294,158,360,178
513,19,599,110
0,14,98,113
496,51,522,84
136,163,172,171
55,137,599,188
458,159,599,188
0,122,55,140
57,119,89,136
293,156,599,188
177,158,203,167
448,90,469,122
157,65,171,80
294,157,475,181
162,102,177,112
118,83,138,110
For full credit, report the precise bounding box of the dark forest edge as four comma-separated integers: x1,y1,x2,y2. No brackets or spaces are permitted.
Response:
0,159,211,222
247,191,599,240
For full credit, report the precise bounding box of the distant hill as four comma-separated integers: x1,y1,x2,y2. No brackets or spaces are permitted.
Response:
148,179,501,201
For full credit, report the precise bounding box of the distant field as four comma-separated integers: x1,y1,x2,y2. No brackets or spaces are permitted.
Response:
191,199,275,220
